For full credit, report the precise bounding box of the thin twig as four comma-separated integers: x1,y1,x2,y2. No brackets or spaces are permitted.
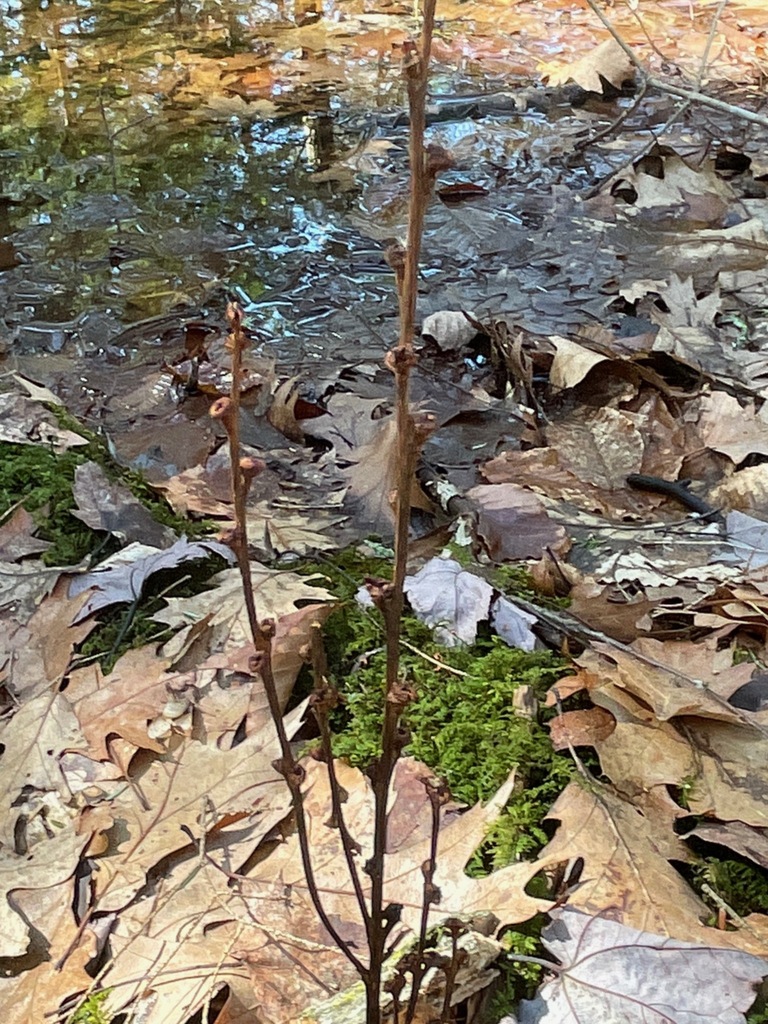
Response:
696,0,728,91
574,79,648,152
583,0,768,129
404,779,447,1023
308,621,371,929
366,3,438,1020
212,306,365,978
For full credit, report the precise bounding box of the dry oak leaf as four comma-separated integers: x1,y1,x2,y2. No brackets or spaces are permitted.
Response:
0,824,91,957
480,447,638,519
615,153,733,213
93,759,551,1024
66,645,179,759
0,945,94,1024
579,643,745,722
579,654,768,830
0,390,89,452
139,760,552,1024
698,391,768,465
538,782,768,954
153,563,334,649
90,704,306,914
101,865,252,1024
0,691,86,849
518,907,767,1024
548,707,615,751
343,415,433,533
0,559,62,616
548,335,608,391
245,501,346,557
681,820,768,872
546,407,644,492
72,461,176,548
100,767,403,1024
2,575,94,701
540,38,635,93
0,506,51,561
163,604,333,747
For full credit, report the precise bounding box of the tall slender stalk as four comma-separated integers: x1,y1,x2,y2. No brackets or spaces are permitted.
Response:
365,3,438,1021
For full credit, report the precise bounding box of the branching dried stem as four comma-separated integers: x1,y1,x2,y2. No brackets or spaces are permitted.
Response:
215,304,365,977
403,779,449,1023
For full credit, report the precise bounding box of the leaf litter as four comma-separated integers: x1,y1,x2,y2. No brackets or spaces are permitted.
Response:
2,0,768,1022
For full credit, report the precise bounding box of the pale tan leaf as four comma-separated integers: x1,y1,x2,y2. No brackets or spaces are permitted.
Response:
154,564,333,648
540,38,635,93
548,336,607,390
547,407,644,491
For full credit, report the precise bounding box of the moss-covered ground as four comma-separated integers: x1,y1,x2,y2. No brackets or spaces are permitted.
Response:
0,406,221,672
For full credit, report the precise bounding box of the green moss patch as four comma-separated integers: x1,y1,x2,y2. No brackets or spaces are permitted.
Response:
302,547,577,870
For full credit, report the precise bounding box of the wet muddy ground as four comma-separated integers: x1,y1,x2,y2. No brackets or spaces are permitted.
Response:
2,0,767,494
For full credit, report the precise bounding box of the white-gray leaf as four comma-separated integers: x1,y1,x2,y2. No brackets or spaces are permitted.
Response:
518,908,766,1024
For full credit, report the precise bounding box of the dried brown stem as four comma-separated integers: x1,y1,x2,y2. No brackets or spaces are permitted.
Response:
308,622,371,929
219,304,365,978
404,779,447,1024
366,2,438,1020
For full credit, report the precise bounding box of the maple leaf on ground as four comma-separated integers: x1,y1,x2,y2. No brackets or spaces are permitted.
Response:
517,907,767,1024
299,391,389,457
650,274,722,329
